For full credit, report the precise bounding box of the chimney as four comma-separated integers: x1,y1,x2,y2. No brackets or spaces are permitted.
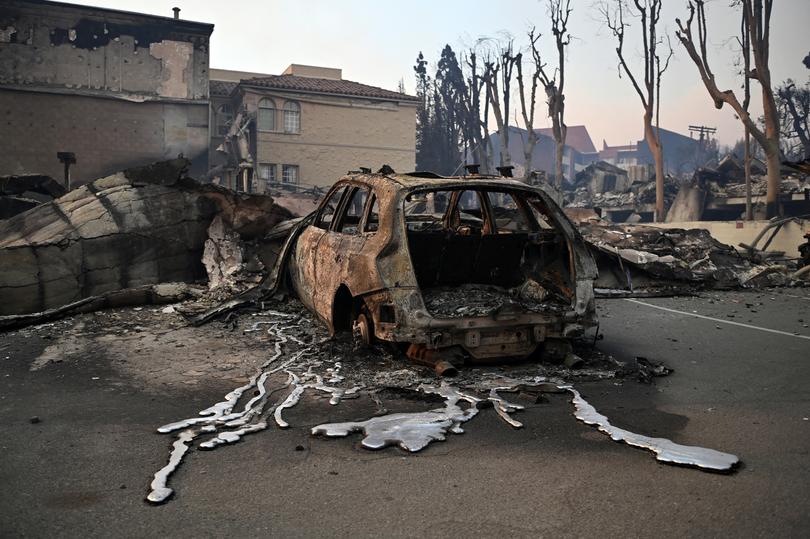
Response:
172,7,180,19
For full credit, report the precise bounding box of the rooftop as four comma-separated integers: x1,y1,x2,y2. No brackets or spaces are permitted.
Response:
10,0,214,32
210,80,238,97
240,75,419,103
536,125,597,154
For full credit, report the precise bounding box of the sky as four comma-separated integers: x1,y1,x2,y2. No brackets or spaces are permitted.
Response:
69,0,810,148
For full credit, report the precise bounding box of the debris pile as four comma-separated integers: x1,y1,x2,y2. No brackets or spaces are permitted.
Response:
564,161,679,222
0,173,66,219
674,155,810,220
0,158,292,317
421,282,566,318
563,154,810,223
580,223,805,294
202,215,266,296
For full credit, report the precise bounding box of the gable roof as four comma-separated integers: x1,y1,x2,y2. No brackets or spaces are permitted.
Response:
240,75,419,103
535,125,597,154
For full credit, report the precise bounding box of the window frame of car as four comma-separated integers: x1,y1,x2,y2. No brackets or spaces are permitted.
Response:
403,186,544,235
361,192,380,235
332,184,372,235
314,184,350,231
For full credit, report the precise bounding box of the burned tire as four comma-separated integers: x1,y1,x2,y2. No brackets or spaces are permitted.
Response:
353,308,374,348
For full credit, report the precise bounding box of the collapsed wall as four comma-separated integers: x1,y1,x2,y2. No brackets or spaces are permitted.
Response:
0,158,291,316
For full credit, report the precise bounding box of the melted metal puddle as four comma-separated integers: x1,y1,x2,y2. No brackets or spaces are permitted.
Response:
311,382,738,472
146,316,361,504
147,316,739,504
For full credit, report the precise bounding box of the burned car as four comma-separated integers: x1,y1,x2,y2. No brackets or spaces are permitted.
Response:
288,170,598,373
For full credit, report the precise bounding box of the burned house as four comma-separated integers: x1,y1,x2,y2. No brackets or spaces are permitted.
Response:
665,154,810,222
565,160,678,223
0,0,213,185
488,125,600,181
599,127,705,177
208,66,419,193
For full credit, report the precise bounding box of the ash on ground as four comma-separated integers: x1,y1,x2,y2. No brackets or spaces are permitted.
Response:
5,293,664,394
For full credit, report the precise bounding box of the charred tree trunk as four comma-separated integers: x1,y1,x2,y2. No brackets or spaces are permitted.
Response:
745,126,753,219
485,42,517,168
604,0,672,221
644,112,665,219
676,0,782,217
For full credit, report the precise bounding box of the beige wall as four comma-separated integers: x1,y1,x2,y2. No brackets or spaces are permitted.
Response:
647,220,810,257
243,89,416,188
0,1,211,100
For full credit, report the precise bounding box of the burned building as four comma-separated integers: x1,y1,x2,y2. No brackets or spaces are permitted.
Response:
488,125,599,181
600,127,705,177
0,0,213,186
208,66,419,193
665,154,810,221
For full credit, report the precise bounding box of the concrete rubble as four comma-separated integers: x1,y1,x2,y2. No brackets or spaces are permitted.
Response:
581,223,807,295
0,173,66,219
564,161,679,222
0,158,292,319
563,155,810,224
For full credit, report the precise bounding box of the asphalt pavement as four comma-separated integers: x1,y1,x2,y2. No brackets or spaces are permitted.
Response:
1,288,809,538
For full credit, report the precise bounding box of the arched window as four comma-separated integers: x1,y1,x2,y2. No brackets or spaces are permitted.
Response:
215,104,232,136
283,101,300,133
258,98,276,131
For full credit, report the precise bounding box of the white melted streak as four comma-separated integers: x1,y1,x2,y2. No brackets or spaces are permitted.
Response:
312,381,739,473
274,372,305,429
199,421,268,449
274,371,362,428
147,319,332,504
488,387,525,428
157,323,296,434
146,429,195,504
311,383,480,452
567,387,739,471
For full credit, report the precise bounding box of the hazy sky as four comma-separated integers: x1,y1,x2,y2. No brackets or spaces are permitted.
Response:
70,0,810,147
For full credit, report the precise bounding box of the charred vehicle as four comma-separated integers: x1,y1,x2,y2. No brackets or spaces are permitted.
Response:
288,170,598,372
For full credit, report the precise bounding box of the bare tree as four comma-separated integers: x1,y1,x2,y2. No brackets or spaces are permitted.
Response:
484,40,518,168
603,0,672,222
515,1,572,185
515,31,542,180
464,51,491,173
676,0,782,217
545,0,572,186
737,4,754,220
776,80,810,160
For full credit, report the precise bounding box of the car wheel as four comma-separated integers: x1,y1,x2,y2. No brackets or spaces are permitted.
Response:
353,308,374,347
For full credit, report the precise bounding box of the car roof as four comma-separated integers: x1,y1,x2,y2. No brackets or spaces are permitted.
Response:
338,172,544,194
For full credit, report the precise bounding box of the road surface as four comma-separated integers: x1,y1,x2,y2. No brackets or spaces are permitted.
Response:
1,288,809,537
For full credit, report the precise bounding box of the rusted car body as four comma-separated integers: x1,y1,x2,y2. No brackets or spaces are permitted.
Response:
288,171,598,368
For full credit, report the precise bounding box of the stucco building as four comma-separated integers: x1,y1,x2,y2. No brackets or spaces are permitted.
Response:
0,1,417,192
0,0,213,185
209,65,418,192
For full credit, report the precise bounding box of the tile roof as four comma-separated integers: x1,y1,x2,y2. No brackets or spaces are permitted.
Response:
210,80,237,97
240,74,419,102
535,125,597,154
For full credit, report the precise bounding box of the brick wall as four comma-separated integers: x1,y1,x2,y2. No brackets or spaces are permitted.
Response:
0,90,209,184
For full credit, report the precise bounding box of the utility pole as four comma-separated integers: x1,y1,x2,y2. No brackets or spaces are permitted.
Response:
688,125,717,146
